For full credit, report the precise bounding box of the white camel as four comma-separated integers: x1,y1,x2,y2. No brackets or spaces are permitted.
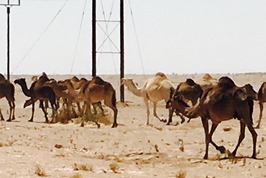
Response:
121,72,174,125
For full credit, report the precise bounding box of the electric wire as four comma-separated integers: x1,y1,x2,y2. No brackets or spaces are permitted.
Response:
128,0,145,74
70,0,87,74
12,0,70,74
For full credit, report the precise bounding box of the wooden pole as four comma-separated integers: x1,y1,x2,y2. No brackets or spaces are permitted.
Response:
120,0,124,102
92,0,96,77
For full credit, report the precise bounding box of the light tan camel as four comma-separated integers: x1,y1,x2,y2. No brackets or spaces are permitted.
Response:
122,72,174,125
14,78,57,123
179,76,257,159
196,73,218,90
81,76,118,128
0,77,15,121
255,81,266,128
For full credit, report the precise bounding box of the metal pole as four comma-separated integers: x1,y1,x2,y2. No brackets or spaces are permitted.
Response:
7,6,10,81
120,0,124,102
92,0,96,77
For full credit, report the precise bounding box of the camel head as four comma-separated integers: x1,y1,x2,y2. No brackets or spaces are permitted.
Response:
121,78,138,87
14,78,26,86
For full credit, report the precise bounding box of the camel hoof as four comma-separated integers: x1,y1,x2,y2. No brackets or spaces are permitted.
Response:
28,119,33,122
80,122,84,127
6,119,11,122
111,123,118,128
217,146,226,154
203,155,208,159
161,119,167,123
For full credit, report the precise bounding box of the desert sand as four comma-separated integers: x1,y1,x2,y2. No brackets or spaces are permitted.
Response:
0,73,266,178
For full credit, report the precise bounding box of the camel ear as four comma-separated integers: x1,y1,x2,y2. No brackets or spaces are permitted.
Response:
234,89,248,101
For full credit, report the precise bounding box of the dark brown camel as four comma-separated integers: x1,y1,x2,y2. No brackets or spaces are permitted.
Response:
14,78,57,123
179,76,257,159
81,76,118,128
255,82,266,128
166,78,203,125
0,79,15,121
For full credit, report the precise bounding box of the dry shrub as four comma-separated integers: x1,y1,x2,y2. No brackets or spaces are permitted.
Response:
73,163,93,172
70,173,82,178
34,164,47,177
109,162,119,173
176,170,186,178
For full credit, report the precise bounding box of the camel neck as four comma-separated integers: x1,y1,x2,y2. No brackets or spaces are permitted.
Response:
18,81,31,97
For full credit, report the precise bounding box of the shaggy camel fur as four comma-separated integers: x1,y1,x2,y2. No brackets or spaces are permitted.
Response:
166,78,203,125
255,82,266,128
0,78,15,121
122,72,174,125
14,78,57,123
81,76,118,128
179,76,257,159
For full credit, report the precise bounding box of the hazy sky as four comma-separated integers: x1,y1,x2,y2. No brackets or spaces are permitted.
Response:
1,0,266,75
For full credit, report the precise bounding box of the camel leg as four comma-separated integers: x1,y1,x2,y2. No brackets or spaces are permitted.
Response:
6,101,13,122
246,122,257,158
11,101,15,120
143,97,150,125
40,101,49,123
104,97,118,128
153,102,166,122
255,102,263,128
209,123,226,154
231,120,246,157
201,117,209,159
167,108,174,125
175,110,186,124
0,108,4,121
29,101,35,122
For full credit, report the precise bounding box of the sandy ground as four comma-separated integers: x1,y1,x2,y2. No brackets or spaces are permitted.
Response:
0,73,266,178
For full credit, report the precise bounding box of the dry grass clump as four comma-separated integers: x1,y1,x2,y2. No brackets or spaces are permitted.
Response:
70,173,82,178
109,162,120,173
52,103,111,127
34,164,47,177
73,163,94,172
176,170,186,178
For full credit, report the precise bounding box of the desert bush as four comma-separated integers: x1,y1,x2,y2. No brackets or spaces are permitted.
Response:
34,164,47,177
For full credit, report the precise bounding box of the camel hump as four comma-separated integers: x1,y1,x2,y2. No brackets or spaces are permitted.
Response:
218,76,236,89
155,72,167,80
92,76,106,85
0,73,6,81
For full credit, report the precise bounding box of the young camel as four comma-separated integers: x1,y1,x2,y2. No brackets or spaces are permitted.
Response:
166,78,203,125
179,76,257,159
0,79,15,121
14,78,57,123
80,76,118,128
122,72,174,125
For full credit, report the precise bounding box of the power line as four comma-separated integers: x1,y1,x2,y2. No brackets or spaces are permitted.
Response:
128,0,145,74
70,0,88,74
12,0,70,74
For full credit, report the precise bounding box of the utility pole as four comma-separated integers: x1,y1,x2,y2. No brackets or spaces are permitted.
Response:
91,0,125,102
0,0,21,81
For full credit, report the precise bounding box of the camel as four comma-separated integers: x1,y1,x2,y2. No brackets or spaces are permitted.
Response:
196,73,218,90
0,78,15,121
255,81,266,128
176,76,257,159
81,76,118,128
122,72,174,125
14,78,57,123
166,78,203,125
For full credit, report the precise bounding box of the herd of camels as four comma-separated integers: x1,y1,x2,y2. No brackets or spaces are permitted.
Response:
0,72,266,159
